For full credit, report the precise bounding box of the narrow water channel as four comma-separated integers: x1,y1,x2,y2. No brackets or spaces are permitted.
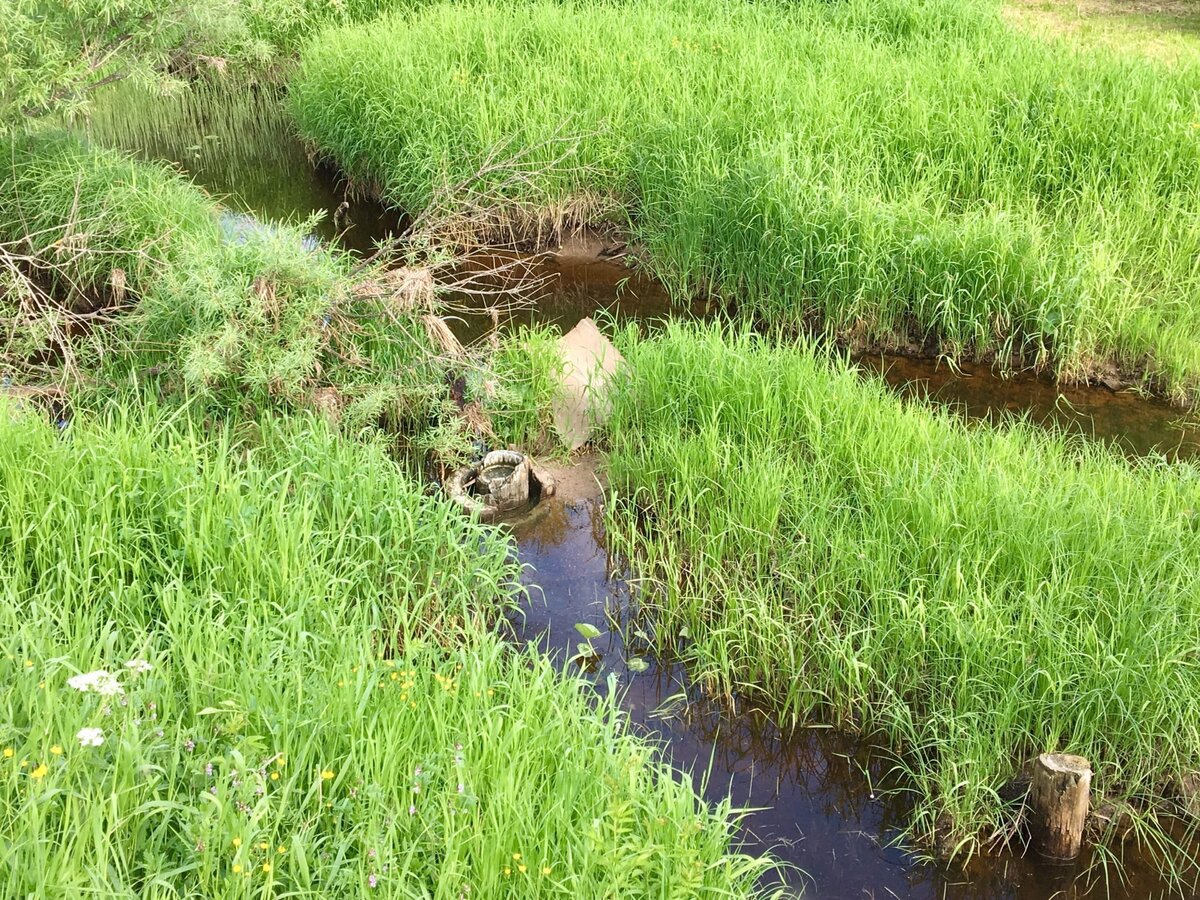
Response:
83,86,1200,897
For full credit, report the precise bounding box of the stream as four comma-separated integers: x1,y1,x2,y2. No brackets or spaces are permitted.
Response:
83,86,1200,898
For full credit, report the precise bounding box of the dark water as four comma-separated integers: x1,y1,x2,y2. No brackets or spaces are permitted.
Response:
442,245,711,347
92,86,1200,897
858,354,1200,462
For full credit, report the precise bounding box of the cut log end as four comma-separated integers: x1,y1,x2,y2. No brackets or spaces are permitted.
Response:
1029,753,1092,862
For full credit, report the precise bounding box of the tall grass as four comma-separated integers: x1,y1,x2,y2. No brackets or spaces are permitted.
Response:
603,320,1200,861
0,133,221,292
0,405,774,896
291,0,1200,401
0,134,453,441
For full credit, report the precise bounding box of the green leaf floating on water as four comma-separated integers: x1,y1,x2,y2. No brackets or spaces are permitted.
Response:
575,623,602,639
625,657,649,673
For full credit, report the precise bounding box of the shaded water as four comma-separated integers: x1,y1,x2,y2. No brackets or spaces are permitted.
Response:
86,85,1200,896
79,83,399,255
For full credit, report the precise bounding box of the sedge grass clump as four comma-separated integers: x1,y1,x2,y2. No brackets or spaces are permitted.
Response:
291,0,1200,400
0,134,459,446
0,406,774,896
603,320,1200,862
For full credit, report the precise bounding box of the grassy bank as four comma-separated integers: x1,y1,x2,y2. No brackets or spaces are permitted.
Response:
291,0,1200,401
0,406,773,896
602,321,1200,859
0,135,462,448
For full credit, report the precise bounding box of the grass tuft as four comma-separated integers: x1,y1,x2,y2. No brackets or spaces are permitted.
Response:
604,320,1200,862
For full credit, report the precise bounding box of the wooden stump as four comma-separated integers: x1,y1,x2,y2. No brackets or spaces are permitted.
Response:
1028,753,1092,862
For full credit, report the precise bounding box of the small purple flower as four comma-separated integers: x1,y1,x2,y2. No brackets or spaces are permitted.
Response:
411,784,420,794
205,762,214,777
156,729,164,738
368,874,378,889
414,766,422,777
368,848,377,859
184,739,195,753
456,783,464,794
210,785,218,795
408,804,416,816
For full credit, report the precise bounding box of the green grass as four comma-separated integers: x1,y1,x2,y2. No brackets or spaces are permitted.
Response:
602,320,1200,862
0,133,221,293
1004,0,1200,68
0,134,461,449
486,324,567,453
0,404,774,896
76,81,348,237
290,0,1200,402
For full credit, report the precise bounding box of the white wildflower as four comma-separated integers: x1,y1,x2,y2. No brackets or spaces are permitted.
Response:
124,659,152,675
77,727,105,748
68,670,124,695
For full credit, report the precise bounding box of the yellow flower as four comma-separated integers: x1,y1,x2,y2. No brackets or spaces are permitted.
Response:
233,864,243,874
512,853,521,861
262,862,272,873
258,842,269,850
390,672,398,681
232,838,242,848
24,660,32,668
337,680,345,688
19,760,27,769
277,845,287,854
518,864,527,874
271,771,280,781
385,660,395,668
2,748,12,759
30,763,48,780
542,866,552,876
503,867,511,876
49,746,62,756
321,769,335,780
276,755,287,767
